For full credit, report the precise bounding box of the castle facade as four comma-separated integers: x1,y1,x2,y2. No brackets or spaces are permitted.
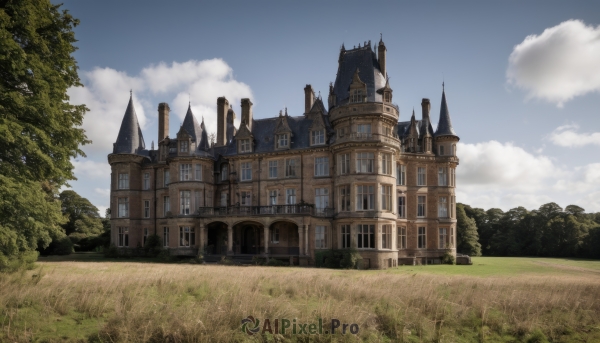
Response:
108,38,459,269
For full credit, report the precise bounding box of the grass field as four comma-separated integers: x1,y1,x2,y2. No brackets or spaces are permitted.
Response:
1,254,599,342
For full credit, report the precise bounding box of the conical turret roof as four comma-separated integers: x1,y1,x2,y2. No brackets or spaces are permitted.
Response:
435,87,458,137
181,103,203,143
113,93,145,154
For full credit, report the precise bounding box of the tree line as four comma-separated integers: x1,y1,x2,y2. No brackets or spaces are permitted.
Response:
456,202,600,259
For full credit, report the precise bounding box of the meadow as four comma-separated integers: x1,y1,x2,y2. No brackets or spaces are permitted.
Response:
1,255,599,342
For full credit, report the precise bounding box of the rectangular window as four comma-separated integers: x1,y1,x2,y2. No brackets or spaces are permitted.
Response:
351,89,363,103
398,226,407,249
163,196,170,216
398,165,406,185
450,168,456,187
439,145,445,156
278,134,288,148
315,188,329,214
271,228,280,243
339,185,351,212
438,167,448,186
417,167,426,186
180,191,190,215
286,189,296,205
381,185,392,211
163,227,169,247
357,224,375,249
356,185,374,211
341,224,351,248
417,195,426,217
143,228,148,246
221,164,229,181
164,169,170,186
195,164,202,181
118,227,129,247
220,192,227,207
382,154,391,175
268,160,278,179
314,157,329,176
311,130,325,145
118,173,129,189
439,228,448,249
382,225,392,249
418,227,427,249
143,200,150,218
438,196,448,218
180,141,188,153
356,152,374,173
269,190,277,205
241,191,251,206
315,226,327,248
398,196,406,218
143,173,150,190
180,164,191,181
339,154,350,175
240,162,252,181
118,198,129,217
179,227,195,247
357,124,371,134
239,139,250,153
285,159,296,177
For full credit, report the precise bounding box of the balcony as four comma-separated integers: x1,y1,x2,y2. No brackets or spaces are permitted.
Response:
197,205,334,218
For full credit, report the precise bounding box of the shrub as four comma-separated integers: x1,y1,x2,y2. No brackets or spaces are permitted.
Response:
0,251,38,273
104,244,119,258
252,256,266,265
49,236,74,255
316,248,362,269
442,250,456,265
218,256,235,265
266,258,288,266
157,249,174,262
144,234,162,257
340,247,362,269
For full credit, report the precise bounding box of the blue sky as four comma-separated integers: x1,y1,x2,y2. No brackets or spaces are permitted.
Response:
61,0,600,214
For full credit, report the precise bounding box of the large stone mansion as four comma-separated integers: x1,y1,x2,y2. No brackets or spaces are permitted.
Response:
108,38,459,269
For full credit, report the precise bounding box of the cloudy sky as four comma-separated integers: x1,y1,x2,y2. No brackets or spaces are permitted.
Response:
61,0,600,215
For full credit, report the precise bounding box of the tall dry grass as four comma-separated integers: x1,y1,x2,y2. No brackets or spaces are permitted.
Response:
1,262,599,342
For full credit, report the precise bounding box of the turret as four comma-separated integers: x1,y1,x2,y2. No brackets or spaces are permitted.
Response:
378,34,387,76
113,92,145,154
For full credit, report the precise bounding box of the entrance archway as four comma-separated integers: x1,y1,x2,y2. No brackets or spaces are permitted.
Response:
268,221,300,255
206,222,227,255
233,221,264,255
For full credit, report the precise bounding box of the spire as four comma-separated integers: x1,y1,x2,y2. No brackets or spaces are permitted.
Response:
435,85,458,137
113,93,145,154
181,103,203,143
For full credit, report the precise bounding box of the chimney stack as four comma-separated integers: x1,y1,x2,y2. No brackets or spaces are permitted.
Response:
158,102,170,142
421,98,431,121
304,84,314,113
216,97,229,146
378,38,387,77
241,98,253,131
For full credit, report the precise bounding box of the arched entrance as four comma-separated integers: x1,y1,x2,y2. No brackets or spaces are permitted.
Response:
206,221,228,255
233,221,264,255
268,221,300,256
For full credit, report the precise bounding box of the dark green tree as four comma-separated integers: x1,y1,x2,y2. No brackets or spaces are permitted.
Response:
456,203,482,256
0,1,88,269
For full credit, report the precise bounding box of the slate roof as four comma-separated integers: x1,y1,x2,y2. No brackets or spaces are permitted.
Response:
332,44,386,106
181,104,203,143
113,94,146,154
434,89,457,137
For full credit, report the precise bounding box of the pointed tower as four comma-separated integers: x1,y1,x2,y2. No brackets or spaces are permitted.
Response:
113,93,145,154
378,34,387,77
435,84,460,156
180,103,203,144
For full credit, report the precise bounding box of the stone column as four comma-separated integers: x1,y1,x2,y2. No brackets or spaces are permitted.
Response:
298,226,304,255
304,225,309,255
377,224,383,250
264,226,269,254
227,226,233,255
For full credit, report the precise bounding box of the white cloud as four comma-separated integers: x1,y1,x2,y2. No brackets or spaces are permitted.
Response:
548,123,600,147
68,59,252,155
507,19,600,107
72,159,111,179
94,188,110,197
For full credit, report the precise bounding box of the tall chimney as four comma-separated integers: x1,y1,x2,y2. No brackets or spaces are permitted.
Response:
421,98,431,121
304,84,314,113
378,39,387,77
158,102,170,142
241,98,253,131
216,97,228,147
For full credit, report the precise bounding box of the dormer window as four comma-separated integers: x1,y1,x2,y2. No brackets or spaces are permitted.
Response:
383,91,391,103
277,134,288,148
351,89,363,103
311,129,325,145
239,139,251,153
180,141,188,153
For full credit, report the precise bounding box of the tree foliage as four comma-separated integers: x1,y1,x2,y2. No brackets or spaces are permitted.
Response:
0,0,87,269
456,204,482,256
